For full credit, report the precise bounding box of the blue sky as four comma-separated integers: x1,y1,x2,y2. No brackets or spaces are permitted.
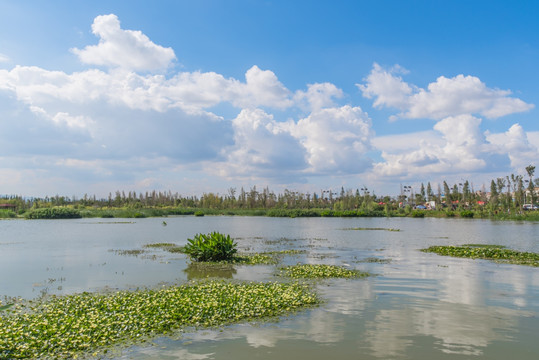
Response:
0,0,537,198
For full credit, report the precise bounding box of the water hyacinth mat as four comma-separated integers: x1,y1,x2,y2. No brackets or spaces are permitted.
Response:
0,280,319,359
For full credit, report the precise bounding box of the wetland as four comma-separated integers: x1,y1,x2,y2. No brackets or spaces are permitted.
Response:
0,216,538,359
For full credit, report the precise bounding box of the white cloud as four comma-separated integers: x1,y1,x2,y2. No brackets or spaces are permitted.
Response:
357,63,413,110
292,105,373,174
358,63,534,120
486,124,539,170
229,65,293,109
294,82,344,111
216,108,307,179
0,53,9,63
71,14,176,72
374,115,489,177
216,105,374,180
1,14,536,197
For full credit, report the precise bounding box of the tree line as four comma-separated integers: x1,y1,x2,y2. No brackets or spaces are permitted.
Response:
1,166,536,215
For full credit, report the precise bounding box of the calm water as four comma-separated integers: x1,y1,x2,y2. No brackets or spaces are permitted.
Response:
1,216,538,359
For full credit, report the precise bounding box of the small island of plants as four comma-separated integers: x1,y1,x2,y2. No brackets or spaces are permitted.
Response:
421,244,539,267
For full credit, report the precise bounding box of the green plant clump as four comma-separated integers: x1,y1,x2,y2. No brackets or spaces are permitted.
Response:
279,264,370,279
421,245,539,267
24,207,82,219
0,280,318,359
460,210,474,218
183,232,238,262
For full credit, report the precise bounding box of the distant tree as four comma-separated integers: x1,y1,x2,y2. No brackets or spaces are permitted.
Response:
426,182,433,202
526,165,536,204
443,181,451,203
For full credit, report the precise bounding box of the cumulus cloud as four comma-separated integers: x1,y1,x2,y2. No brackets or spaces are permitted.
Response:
486,124,539,170
374,115,489,177
292,105,373,174
358,63,534,120
2,13,536,196
358,63,412,110
294,82,344,111
216,108,307,179
71,14,176,72
215,105,374,180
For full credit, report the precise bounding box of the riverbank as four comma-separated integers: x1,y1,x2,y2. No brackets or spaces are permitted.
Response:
3,206,539,221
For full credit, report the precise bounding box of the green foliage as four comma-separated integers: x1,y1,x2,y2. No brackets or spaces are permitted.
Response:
0,280,318,359
278,264,370,279
0,210,16,218
194,211,205,217
24,207,82,219
422,245,539,267
411,210,425,218
183,232,238,262
460,210,474,218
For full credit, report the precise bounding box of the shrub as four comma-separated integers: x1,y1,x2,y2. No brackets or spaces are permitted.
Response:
194,211,205,217
0,210,16,218
411,210,425,218
24,207,82,219
183,232,237,262
460,210,474,218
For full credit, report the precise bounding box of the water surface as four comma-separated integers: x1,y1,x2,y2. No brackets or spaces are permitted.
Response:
1,216,538,359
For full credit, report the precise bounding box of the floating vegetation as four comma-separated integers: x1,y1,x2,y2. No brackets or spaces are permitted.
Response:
144,242,178,248
113,249,146,257
165,246,186,254
264,249,306,255
342,227,400,232
278,264,370,279
421,245,539,267
462,244,506,248
233,253,277,265
0,280,319,359
94,221,135,224
0,304,14,312
361,257,392,264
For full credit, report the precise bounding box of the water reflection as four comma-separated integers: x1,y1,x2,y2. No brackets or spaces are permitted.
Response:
184,262,237,280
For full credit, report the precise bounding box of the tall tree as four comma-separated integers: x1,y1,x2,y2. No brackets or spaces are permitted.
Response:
525,165,536,204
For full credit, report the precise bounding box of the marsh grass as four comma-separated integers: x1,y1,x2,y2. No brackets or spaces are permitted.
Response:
422,245,539,267
278,264,370,279
0,280,319,359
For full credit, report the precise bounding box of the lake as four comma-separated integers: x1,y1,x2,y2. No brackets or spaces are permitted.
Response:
1,216,538,359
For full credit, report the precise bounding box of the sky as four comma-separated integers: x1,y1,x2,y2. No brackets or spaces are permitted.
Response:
0,0,538,198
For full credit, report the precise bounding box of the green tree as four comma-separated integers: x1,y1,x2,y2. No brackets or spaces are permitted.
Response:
526,165,536,204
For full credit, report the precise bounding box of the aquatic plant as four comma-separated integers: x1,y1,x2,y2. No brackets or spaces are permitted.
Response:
361,257,392,264
143,242,177,248
0,280,319,359
421,245,539,267
114,249,146,257
278,264,370,279
342,227,400,231
183,232,237,262
233,253,277,265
